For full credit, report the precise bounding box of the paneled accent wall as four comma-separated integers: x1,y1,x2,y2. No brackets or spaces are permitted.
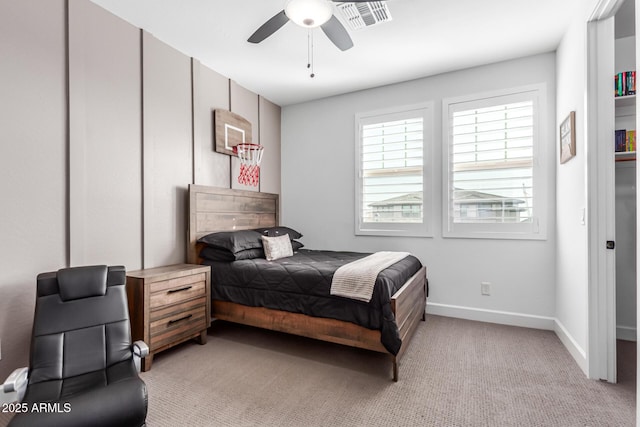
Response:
259,97,282,195
192,59,231,187
0,0,281,379
0,0,67,380
68,0,142,269
142,31,193,268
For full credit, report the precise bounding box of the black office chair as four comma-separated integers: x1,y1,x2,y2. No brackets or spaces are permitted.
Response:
2,265,149,427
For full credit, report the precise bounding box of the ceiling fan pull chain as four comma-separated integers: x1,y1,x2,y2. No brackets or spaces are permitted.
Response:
307,29,311,70
307,29,315,78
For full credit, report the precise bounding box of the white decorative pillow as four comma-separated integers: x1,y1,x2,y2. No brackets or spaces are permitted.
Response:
262,234,293,261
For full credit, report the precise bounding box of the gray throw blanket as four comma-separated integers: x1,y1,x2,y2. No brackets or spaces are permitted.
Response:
330,251,410,302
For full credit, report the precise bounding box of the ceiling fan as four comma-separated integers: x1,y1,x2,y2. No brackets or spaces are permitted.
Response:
248,0,383,51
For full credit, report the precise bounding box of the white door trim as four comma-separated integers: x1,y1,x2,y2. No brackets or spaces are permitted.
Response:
586,0,622,383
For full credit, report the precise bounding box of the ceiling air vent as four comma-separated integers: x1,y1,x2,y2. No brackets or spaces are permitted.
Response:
336,1,392,31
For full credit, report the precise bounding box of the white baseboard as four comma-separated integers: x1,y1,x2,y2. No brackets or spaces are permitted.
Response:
554,319,588,376
617,325,637,342
426,303,555,330
426,302,589,376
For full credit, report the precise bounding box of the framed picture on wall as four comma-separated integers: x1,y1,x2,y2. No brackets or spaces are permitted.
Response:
560,111,576,164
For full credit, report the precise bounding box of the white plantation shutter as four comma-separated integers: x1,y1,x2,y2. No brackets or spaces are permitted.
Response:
443,87,547,239
451,100,533,222
355,105,433,237
362,117,423,222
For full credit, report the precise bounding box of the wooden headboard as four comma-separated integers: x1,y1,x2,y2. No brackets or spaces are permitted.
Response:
187,185,279,263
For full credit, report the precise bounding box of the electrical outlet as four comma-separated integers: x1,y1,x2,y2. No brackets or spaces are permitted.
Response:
481,282,491,296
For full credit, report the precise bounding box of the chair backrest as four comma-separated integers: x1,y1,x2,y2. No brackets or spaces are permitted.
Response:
28,265,133,385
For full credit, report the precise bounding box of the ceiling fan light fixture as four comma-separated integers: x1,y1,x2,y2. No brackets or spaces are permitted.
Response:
285,0,332,28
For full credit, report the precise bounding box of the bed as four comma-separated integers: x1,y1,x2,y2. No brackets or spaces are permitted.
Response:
187,184,427,381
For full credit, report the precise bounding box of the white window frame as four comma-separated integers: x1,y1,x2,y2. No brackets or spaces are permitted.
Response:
442,84,548,240
355,102,434,237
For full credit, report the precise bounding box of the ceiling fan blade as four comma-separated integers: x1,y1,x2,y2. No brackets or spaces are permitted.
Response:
321,15,354,51
248,10,289,43
331,0,379,2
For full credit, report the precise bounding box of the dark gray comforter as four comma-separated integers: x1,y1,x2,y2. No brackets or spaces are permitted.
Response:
202,249,423,355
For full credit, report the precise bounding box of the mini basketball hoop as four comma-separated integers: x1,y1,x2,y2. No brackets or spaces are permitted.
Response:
233,143,264,187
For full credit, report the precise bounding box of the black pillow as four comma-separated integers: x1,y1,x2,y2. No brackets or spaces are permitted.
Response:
197,230,263,253
200,246,265,262
254,226,303,240
199,246,235,262
291,241,304,251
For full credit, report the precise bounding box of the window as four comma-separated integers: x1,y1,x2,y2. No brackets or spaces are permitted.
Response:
443,86,547,239
355,104,433,237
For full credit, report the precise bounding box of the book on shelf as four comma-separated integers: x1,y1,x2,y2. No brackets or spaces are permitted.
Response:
616,129,626,152
615,129,636,152
627,130,636,152
628,71,636,95
616,73,624,97
615,71,636,97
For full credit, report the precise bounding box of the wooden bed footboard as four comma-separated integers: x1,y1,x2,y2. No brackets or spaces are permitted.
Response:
390,265,427,380
393,266,427,353
211,265,427,381
212,301,386,353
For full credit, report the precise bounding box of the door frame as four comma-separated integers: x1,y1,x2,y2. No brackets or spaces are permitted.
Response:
586,0,625,383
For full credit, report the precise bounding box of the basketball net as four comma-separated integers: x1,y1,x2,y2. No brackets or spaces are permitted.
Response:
233,143,264,187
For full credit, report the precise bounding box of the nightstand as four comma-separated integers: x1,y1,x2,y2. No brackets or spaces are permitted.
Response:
126,264,211,371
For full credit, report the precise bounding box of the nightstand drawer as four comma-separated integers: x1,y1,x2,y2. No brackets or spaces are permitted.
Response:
150,306,207,350
149,274,206,309
150,295,206,322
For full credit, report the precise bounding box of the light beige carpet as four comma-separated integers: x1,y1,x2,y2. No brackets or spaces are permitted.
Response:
140,315,634,427
0,315,634,426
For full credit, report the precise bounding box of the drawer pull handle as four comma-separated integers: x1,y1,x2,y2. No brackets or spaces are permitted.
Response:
167,285,192,294
168,314,193,325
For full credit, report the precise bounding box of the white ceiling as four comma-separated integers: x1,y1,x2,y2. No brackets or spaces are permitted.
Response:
90,0,588,106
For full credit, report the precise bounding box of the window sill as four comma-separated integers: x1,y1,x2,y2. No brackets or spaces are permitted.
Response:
356,226,432,238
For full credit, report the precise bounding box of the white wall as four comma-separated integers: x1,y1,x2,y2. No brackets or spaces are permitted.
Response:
282,53,557,327
616,161,637,340
554,9,591,374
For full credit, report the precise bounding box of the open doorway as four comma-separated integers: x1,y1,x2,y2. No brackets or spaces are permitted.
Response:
614,0,637,388
586,0,636,385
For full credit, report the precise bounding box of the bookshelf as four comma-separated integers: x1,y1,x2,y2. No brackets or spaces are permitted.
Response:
615,93,636,108
615,89,636,162
615,150,636,161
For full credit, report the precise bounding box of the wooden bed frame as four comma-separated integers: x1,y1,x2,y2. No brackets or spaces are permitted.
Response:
187,184,427,381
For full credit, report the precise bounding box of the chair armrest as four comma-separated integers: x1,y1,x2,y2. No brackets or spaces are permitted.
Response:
2,367,28,403
133,341,149,358
132,341,149,373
